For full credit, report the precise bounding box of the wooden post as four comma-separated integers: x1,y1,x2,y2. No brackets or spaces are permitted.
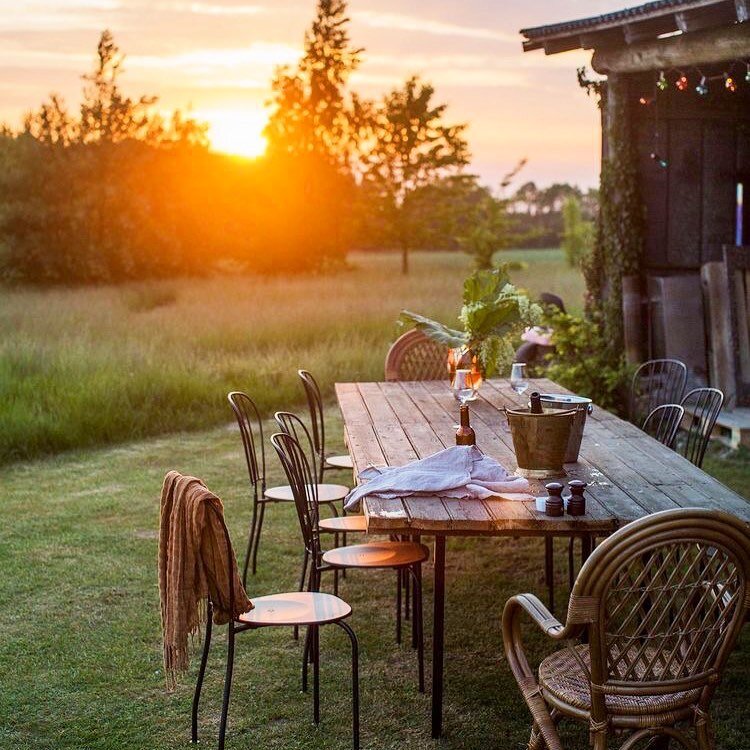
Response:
701,261,737,409
622,275,644,364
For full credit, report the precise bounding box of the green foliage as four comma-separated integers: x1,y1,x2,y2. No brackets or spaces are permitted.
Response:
579,75,644,357
400,264,542,377
561,196,594,268
543,310,632,415
360,76,469,273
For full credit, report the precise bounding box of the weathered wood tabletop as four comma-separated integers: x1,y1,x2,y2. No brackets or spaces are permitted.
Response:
335,377,750,739
335,377,750,534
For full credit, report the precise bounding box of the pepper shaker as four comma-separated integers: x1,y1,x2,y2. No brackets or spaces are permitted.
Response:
545,482,564,517
567,479,587,516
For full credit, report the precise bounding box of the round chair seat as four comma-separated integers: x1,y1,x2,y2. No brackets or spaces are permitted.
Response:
323,541,429,569
539,644,702,717
238,591,351,627
265,483,349,504
319,515,367,533
326,454,354,470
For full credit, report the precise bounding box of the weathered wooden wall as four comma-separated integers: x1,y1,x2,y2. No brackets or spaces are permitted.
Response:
628,66,750,272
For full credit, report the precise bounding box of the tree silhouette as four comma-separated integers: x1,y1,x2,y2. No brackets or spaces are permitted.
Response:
361,76,469,274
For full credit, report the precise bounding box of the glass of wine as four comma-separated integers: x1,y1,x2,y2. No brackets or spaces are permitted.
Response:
452,367,480,404
510,362,529,397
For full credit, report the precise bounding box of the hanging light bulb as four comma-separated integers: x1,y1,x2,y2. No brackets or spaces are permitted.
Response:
650,152,669,169
725,74,737,92
657,71,668,91
696,76,708,95
675,74,689,91
639,95,654,105
746,63,750,83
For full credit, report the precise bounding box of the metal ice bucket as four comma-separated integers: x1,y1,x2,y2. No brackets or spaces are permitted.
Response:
505,407,577,478
537,393,593,463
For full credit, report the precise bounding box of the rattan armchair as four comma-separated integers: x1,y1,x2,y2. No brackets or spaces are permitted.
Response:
384,329,448,382
503,508,750,750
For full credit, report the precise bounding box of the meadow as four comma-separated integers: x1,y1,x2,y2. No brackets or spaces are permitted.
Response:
0,249,583,465
2,248,749,749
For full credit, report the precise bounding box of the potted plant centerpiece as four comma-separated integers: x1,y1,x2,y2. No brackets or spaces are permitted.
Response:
399,265,542,386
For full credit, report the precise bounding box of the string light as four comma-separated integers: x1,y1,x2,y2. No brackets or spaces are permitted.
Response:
746,63,750,82
657,70,668,90
725,74,737,92
696,75,709,95
639,95,655,105
650,152,669,168
675,74,689,91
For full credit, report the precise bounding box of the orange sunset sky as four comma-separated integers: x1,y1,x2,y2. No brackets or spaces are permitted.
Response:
1,0,631,187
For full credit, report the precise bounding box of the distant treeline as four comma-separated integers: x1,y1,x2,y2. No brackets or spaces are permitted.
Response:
0,5,597,285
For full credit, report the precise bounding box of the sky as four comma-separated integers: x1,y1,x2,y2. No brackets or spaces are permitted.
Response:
0,0,634,189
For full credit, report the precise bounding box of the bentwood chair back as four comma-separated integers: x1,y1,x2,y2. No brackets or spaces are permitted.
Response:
298,369,353,480
189,484,359,750
503,508,750,750
227,391,267,582
384,328,448,382
273,422,428,693
641,403,684,448
679,387,724,468
629,358,687,426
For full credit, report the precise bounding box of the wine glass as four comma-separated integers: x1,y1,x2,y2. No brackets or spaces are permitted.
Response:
452,368,479,404
510,362,529,397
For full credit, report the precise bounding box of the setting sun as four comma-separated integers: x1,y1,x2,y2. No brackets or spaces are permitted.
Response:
203,108,268,158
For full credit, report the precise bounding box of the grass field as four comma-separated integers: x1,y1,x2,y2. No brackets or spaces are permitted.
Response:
2,249,749,749
0,249,583,465
2,414,749,750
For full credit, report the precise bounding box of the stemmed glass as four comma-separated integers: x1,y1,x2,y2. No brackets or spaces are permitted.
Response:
451,368,480,404
510,362,529,397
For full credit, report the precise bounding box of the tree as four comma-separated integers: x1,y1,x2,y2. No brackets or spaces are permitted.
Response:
561,196,594,267
79,30,156,144
361,76,469,274
263,0,365,268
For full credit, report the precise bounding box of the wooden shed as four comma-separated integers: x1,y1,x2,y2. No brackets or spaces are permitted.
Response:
521,0,750,443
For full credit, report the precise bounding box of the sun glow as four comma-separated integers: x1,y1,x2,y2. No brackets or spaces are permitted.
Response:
204,108,268,159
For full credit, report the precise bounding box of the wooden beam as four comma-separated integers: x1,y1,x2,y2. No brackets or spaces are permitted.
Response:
676,2,739,32
623,16,681,44
579,29,625,50
592,22,750,73
543,36,585,55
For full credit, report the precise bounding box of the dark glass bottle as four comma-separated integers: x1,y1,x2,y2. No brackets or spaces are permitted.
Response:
455,404,476,446
530,391,543,414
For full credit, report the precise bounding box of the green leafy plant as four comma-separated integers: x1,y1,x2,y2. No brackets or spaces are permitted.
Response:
399,265,541,377
542,309,633,415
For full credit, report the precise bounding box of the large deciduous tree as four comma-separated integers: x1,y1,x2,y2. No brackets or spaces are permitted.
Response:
360,76,469,274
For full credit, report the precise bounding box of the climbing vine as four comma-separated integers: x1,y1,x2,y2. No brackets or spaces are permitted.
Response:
578,69,645,360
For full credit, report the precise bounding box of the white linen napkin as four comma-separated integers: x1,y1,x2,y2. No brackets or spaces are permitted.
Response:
344,445,530,512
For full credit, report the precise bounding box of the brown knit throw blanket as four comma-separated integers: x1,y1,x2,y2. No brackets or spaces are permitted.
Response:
159,471,252,690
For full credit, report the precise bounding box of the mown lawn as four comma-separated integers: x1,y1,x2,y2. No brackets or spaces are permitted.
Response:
1,410,749,750
0,249,584,465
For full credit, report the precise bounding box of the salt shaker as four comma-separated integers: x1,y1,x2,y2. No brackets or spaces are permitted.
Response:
567,479,587,516
545,482,564,517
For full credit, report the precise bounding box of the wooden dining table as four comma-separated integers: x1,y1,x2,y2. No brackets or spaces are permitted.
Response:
335,377,750,738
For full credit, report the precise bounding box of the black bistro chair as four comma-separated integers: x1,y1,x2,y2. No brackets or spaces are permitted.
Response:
679,387,724,468
272,419,427,692
228,391,349,583
641,403,684,448
298,370,353,477
188,482,360,750
629,358,687,427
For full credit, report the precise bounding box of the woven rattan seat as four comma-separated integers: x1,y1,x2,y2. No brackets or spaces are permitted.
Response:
539,644,701,717
503,509,750,750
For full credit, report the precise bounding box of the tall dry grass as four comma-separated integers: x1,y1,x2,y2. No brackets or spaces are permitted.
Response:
0,250,584,463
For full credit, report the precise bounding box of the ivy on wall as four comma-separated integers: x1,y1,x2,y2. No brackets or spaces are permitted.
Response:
578,69,645,359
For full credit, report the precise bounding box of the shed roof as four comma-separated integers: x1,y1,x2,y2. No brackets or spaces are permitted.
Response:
520,0,747,54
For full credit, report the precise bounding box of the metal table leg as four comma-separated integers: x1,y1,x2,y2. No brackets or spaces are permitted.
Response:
431,535,446,738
